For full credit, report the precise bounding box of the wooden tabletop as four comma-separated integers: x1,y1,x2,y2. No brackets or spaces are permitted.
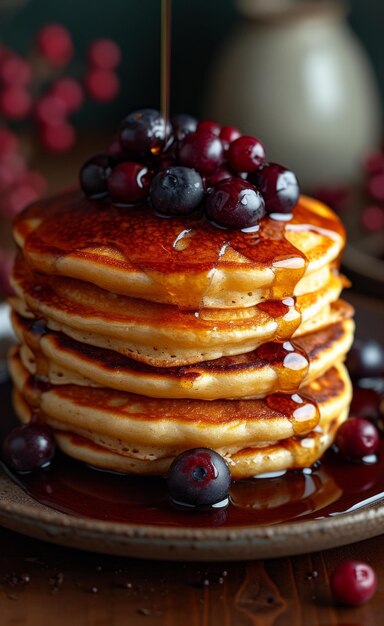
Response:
0,524,383,625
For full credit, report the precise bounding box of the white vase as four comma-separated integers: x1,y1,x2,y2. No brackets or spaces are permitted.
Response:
204,0,382,189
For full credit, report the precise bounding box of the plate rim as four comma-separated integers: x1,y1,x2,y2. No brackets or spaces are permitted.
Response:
1,467,384,561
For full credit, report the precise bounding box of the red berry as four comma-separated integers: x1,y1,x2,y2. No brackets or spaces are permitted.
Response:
220,125,241,151
361,205,384,231
36,23,74,67
88,38,121,70
0,250,14,296
367,173,384,201
85,69,119,102
0,55,32,86
179,130,223,175
0,128,19,156
206,177,265,230
335,417,379,460
20,170,47,196
108,161,152,204
330,560,377,606
228,135,265,173
364,151,384,176
197,119,221,136
5,184,40,218
206,167,233,187
50,77,84,114
34,94,67,125
0,87,32,119
249,162,300,214
40,122,76,153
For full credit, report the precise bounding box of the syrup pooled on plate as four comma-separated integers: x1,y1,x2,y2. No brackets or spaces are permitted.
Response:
1,381,383,528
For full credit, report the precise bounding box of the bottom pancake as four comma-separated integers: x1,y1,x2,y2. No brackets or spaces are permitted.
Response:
10,347,352,478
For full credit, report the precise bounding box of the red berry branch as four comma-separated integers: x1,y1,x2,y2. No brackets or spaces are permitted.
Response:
0,22,122,297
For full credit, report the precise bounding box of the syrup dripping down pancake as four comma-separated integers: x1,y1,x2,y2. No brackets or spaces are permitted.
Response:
11,256,345,366
12,307,354,400
10,351,351,479
13,191,345,309
10,347,350,455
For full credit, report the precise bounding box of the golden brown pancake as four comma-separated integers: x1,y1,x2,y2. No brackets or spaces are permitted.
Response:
13,191,345,309
11,255,345,366
12,307,354,399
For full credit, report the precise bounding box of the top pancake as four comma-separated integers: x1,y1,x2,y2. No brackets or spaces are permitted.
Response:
13,190,345,309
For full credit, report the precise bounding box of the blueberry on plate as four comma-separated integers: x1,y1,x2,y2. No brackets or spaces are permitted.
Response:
166,448,231,509
150,166,204,215
2,423,56,473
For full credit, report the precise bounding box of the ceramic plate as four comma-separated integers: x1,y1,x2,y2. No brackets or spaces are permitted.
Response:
1,467,384,561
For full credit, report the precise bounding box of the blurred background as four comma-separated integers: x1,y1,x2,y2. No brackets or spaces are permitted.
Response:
0,0,383,298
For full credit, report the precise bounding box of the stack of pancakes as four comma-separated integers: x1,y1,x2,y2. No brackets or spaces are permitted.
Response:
8,191,353,478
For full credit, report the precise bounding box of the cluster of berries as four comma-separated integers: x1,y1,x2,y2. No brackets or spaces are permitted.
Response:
80,108,300,230
0,24,121,154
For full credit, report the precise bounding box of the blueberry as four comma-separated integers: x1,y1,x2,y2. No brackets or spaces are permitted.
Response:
2,423,56,473
346,339,384,380
119,108,171,158
167,448,231,508
205,177,265,229
249,162,300,214
79,153,115,198
149,166,204,215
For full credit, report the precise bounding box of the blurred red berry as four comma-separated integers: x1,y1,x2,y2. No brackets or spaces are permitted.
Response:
363,151,384,176
40,121,76,153
0,250,14,296
88,38,121,70
50,77,84,114
197,120,221,136
0,55,32,86
20,170,47,195
4,184,40,218
0,161,20,193
36,23,74,67
35,94,67,125
367,173,384,201
0,87,32,119
107,136,125,159
361,205,384,231
0,128,19,156
85,68,119,102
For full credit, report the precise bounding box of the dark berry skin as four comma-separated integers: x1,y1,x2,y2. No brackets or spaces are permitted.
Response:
335,417,379,460
197,119,221,136
167,448,231,508
107,161,152,205
150,166,204,215
119,108,171,158
346,339,384,380
206,167,234,188
330,560,377,606
178,130,223,175
171,113,198,142
79,153,115,198
228,135,265,173
249,162,300,214
206,177,265,229
2,423,56,473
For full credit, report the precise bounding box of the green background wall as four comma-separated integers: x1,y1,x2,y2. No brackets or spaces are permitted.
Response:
1,0,383,130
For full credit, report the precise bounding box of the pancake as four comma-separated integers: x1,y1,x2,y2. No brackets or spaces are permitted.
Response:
10,346,351,451
13,191,345,309
12,306,354,399
11,349,351,478
11,255,345,366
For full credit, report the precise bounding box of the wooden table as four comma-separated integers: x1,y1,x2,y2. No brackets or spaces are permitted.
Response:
0,525,383,625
